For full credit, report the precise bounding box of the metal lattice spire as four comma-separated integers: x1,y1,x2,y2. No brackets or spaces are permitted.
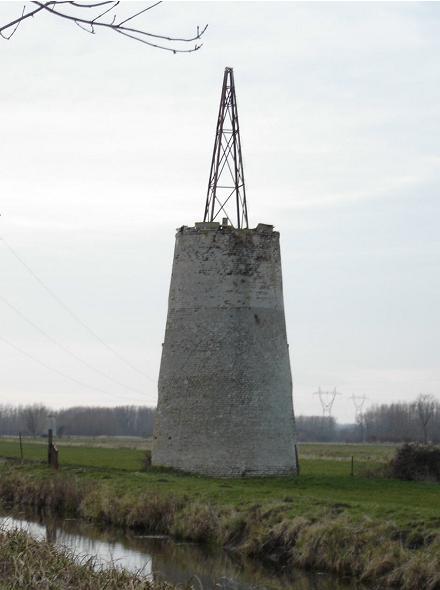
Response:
203,67,249,229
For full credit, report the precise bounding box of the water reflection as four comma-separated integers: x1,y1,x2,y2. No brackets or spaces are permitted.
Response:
0,509,366,590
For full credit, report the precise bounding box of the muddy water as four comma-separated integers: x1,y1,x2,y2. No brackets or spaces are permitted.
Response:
0,509,366,590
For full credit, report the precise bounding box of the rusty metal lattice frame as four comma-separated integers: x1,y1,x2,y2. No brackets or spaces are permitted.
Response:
203,67,249,229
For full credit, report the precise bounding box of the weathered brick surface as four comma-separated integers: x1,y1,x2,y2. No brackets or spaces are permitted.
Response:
152,222,297,476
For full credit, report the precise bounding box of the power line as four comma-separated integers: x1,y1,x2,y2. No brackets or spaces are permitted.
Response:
0,291,147,397
0,235,155,382
0,334,147,404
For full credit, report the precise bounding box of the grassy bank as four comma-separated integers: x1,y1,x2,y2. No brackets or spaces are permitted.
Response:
0,450,439,590
0,527,176,589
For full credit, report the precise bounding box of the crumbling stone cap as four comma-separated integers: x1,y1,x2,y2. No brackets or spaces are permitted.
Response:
256,223,274,233
195,222,221,230
193,221,274,232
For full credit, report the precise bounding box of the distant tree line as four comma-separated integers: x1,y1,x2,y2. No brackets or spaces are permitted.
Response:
0,404,155,438
295,416,340,442
1,394,439,443
296,395,440,444
362,395,440,444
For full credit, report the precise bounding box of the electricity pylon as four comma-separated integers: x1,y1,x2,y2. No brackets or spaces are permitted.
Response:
350,395,369,442
313,387,341,417
350,394,368,421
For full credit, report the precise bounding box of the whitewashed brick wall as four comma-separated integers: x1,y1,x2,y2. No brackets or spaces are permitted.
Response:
152,222,297,476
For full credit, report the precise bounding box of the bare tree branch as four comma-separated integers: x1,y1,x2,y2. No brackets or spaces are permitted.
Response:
0,0,207,52
0,2,48,40
33,1,207,43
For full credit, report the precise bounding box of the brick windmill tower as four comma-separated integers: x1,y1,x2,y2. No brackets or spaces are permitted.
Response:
152,68,297,476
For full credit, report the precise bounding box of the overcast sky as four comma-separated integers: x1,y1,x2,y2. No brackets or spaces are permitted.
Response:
0,1,439,422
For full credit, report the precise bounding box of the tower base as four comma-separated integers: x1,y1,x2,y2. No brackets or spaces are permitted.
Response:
152,222,297,477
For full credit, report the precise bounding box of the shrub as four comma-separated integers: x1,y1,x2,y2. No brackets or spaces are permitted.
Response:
390,444,440,482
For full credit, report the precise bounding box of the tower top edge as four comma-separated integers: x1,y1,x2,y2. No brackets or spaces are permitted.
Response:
175,222,277,236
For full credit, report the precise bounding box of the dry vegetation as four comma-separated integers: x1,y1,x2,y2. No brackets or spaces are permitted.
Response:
0,527,179,589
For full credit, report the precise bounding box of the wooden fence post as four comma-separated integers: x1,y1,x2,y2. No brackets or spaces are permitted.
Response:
48,428,53,466
18,432,23,464
294,443,300,476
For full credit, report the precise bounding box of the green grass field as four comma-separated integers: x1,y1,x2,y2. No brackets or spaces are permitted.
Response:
0,438,146,470
0,438,438,528
299,442,397,462
0,437,395,479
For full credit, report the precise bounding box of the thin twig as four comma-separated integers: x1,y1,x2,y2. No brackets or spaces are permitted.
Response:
117,1,161,27
91,0,118,24
75,19,94,33
0,4,25,39
115,28,202,54
61,1,115,7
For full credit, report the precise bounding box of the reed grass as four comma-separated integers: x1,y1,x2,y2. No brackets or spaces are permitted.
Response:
0,527,180,589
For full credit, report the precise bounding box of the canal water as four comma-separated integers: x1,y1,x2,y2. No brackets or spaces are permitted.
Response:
0,508,366,590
